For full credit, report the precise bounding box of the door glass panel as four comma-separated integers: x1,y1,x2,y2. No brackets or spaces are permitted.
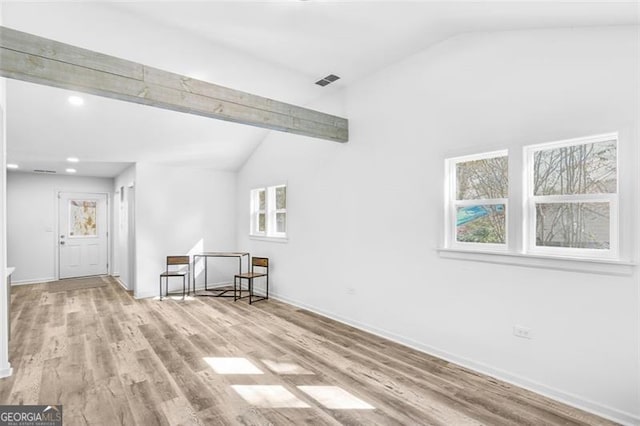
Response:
69,200,97,237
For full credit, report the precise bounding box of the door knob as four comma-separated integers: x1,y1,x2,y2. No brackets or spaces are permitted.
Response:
60,241,65,245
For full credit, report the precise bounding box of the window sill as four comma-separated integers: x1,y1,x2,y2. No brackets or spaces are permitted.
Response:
249,235,289,244
437,248,636,276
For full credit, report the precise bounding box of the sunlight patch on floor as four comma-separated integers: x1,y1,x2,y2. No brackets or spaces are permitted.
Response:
203,357,264,375
157,294,196,301
297,386,375,409
231,385,310,408
261,359,315,375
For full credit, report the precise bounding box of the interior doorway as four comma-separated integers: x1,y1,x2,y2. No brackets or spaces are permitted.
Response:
58,192,109,279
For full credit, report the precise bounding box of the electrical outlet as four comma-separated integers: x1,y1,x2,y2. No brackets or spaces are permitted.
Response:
513,325,532,339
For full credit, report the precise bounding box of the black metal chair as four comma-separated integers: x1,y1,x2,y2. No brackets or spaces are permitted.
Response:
159,255,190,300
234,257,269,304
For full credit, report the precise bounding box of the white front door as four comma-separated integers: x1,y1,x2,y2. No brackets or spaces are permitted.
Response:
58,192,108,279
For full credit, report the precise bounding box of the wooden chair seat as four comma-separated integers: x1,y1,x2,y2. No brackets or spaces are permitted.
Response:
235,271,267,279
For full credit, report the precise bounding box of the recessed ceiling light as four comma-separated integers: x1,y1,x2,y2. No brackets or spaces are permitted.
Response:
68,96,84,106
6,164,19,169
66,157,79,163
65,168,77,173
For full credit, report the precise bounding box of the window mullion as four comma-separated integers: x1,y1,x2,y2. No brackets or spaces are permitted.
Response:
532,194,615,203
454,198,508,207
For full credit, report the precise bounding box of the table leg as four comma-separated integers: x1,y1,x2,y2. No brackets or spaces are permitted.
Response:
238,256,242,297
192,257,196,295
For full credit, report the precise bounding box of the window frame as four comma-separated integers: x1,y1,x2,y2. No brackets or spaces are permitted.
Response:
445,150,509,251
523,133,619,259
250,184,288,240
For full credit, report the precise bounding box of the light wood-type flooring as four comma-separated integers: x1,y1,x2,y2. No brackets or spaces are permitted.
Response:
0,277,616,425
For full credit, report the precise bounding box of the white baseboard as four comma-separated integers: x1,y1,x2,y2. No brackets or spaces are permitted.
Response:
0,363,13,378
10,277,56,286
268,291,639,426
134,290,157,300
112,276,130,291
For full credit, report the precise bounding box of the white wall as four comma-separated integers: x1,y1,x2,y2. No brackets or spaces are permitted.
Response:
6,172,113,284
113,165,136,289
0,3,11,376
135,163,236,299
236,27,640,423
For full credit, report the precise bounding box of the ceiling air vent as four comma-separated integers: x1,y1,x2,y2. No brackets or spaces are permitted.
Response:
315,74,340,87
33,169,57,174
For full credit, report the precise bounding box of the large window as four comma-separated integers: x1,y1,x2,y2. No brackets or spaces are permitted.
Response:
525,134,617,257
445,133,619,260
251,185,287,239
446,151,508,249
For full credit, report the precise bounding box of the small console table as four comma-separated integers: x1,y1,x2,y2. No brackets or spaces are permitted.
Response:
192,252,249,297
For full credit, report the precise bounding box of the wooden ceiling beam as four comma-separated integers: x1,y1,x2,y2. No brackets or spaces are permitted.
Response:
0,26,349,142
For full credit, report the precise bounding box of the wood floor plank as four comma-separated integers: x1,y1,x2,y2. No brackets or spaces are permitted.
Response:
158,396,202,426
134,349,180,402
138,323,216,412
81,376,136,426
126,380,172,426
0,277,618,426
5,352,43,405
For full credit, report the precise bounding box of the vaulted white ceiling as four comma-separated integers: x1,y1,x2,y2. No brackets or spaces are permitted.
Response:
2,1,638,178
